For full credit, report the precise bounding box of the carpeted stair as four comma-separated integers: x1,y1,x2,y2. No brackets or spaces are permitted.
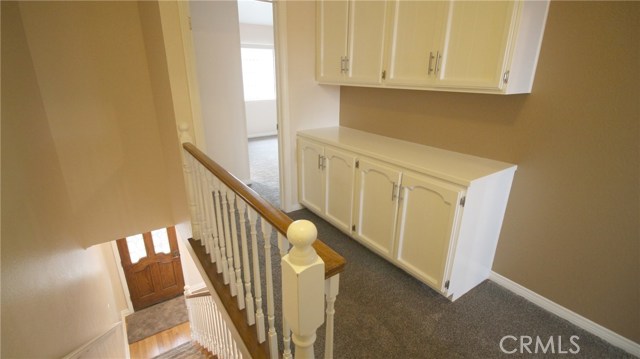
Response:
152,341,215,359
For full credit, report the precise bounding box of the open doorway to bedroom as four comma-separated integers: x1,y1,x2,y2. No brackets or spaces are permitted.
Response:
238,0,281,208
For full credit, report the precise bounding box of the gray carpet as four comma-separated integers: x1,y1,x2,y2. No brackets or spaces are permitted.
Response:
286,209,636,359
248,136,280,208
126,295,189,344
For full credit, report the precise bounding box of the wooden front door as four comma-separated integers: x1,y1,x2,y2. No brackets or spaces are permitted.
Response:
117,226,185,311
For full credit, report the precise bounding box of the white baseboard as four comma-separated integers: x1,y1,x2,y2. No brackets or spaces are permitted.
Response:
120,308,132,318
490,271,640,357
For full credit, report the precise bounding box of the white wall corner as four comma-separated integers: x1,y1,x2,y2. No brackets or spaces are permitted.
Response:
489,271,640,357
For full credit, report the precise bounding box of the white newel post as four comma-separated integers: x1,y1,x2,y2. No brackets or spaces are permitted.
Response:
282,220,325,359
178,123,200,239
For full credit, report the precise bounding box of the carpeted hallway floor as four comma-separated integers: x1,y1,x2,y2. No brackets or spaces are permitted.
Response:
285,209,635,358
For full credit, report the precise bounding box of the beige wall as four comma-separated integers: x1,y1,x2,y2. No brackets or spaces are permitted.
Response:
1,1,190,356
340,2,639,342
278,1,341,211
12,1,182,246
1,3,127,356
190,1,251,182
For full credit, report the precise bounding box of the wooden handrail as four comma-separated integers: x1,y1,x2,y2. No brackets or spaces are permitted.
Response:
183,143,346,278
185,291,211,300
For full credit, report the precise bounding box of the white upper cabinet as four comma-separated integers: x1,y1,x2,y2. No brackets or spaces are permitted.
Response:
384,0,449,87
316,0,549,94
316,0,349,83
317,0,387,85
438,1,517,90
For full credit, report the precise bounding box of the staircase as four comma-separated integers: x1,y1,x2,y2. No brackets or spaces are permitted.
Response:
178,128,346,358
153,342,215,359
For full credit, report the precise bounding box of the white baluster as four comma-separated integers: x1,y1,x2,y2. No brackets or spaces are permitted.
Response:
220,185,237,294
282,220,325,359
205,172,221,265
210,298,221,357
237,200,256,325
212,177,226,274
216,180,231,284
278,232,293,359
260,221,278,358
227,190,246,309
184,287,195,342
206,298,215,353
324,275,340,359
247,208,266,343
181,149,201,241
193,161,207,243
186,155,202,240
199,165,212,255
204,172,218,263
193,297,201,344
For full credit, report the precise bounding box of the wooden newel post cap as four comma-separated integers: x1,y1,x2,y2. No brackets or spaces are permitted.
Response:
286,220,318,266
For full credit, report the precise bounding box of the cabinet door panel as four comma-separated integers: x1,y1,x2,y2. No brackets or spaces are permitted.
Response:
439,1,516,89
324,147,356,233
354,158,401,256
298,139,325,214
346,0,387,85
385,0,449,86
317,0,349,82
394,172,463,291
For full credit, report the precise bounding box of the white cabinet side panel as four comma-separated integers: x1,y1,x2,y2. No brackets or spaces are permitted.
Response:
448,168,516,300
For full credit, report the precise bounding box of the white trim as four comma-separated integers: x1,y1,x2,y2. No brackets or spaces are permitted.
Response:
111,241,134,314
248,131,278,139
490,271,640,357
121,312,131,359
273,0,293,212
188,281,207,294
62,322,122,359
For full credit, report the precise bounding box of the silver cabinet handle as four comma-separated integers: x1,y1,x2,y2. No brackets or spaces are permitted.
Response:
435,51,442,75
391,182,398,201
428,52,435,75
318,154,322,169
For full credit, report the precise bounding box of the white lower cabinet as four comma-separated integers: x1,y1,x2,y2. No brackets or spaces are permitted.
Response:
393,171,464,292
298,138,356,234
298,127,517,300
352,158,401,257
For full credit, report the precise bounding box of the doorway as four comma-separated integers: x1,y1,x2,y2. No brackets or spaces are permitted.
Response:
237,0,281,208
116,226,185,311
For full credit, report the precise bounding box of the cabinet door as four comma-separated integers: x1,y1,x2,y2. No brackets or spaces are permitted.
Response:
394,172,464,291
438,1,516,90
298,139,325,214
384,0,449,87
317,0,349,83
345,0,387,85
353,158,401,257
324,147,356,233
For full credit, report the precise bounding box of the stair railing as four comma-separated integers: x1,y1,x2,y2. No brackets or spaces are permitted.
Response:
179,127,346,359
